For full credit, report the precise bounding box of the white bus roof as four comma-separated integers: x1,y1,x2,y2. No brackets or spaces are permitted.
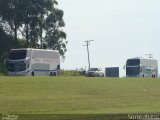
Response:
10,48,59,52
128,57,157,61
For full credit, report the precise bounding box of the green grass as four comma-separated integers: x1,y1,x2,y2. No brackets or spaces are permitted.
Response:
0,77,160,114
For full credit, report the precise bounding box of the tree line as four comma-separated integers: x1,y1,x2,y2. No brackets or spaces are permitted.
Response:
0,0,67,63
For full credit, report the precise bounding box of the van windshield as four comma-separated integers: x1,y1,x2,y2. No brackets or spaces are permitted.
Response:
88,68,98,71
9,50,27,60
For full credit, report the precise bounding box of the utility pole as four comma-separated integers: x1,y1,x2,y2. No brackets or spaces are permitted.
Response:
146,54,153,58
83,40,94,70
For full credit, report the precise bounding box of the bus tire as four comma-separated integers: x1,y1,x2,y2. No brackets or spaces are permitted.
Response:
53,72,56,76
31,72,34,76
50,72,53,76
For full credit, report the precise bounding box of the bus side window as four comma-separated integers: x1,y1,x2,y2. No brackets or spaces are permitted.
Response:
27,64,29,68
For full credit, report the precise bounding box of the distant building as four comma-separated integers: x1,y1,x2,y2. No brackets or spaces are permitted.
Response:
105,67,119,77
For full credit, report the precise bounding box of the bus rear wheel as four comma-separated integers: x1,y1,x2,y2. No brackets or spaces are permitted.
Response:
31,72,34,76
50,72,53,76
53,72,56,76
50,72,56,76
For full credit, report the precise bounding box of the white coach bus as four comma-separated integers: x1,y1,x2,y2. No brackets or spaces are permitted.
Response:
6,48,60,76
125,57,158,78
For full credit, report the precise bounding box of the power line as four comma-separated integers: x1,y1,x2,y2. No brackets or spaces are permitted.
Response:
83,40,94,70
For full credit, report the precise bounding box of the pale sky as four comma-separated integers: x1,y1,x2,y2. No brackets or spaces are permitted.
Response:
58,0,160,76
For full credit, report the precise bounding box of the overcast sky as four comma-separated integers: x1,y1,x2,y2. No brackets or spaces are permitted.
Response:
58,0,160,76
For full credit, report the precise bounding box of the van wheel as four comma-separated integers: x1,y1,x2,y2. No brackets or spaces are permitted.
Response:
31,72,34,76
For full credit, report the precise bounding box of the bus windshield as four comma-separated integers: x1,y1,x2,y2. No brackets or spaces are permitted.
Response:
126,67,140,75
127,59,140,66
126,59,140,76
9,50,27,60
7,61,26,72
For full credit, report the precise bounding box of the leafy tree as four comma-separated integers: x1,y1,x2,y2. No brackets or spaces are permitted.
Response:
0,0,24,43
0,0,67,59
37,0,57,48
45,8,67,59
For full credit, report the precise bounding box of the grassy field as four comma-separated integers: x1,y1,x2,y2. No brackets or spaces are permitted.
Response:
0,77,160,115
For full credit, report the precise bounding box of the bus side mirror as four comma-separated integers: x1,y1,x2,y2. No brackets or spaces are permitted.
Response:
123,65,126,70
3,58,8,64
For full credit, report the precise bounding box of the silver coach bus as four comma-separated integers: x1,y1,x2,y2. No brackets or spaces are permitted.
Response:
125,57,158,78
6,48,60,76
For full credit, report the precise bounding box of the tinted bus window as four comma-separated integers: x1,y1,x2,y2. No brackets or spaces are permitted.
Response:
127,59,140,66
9,50,27,60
